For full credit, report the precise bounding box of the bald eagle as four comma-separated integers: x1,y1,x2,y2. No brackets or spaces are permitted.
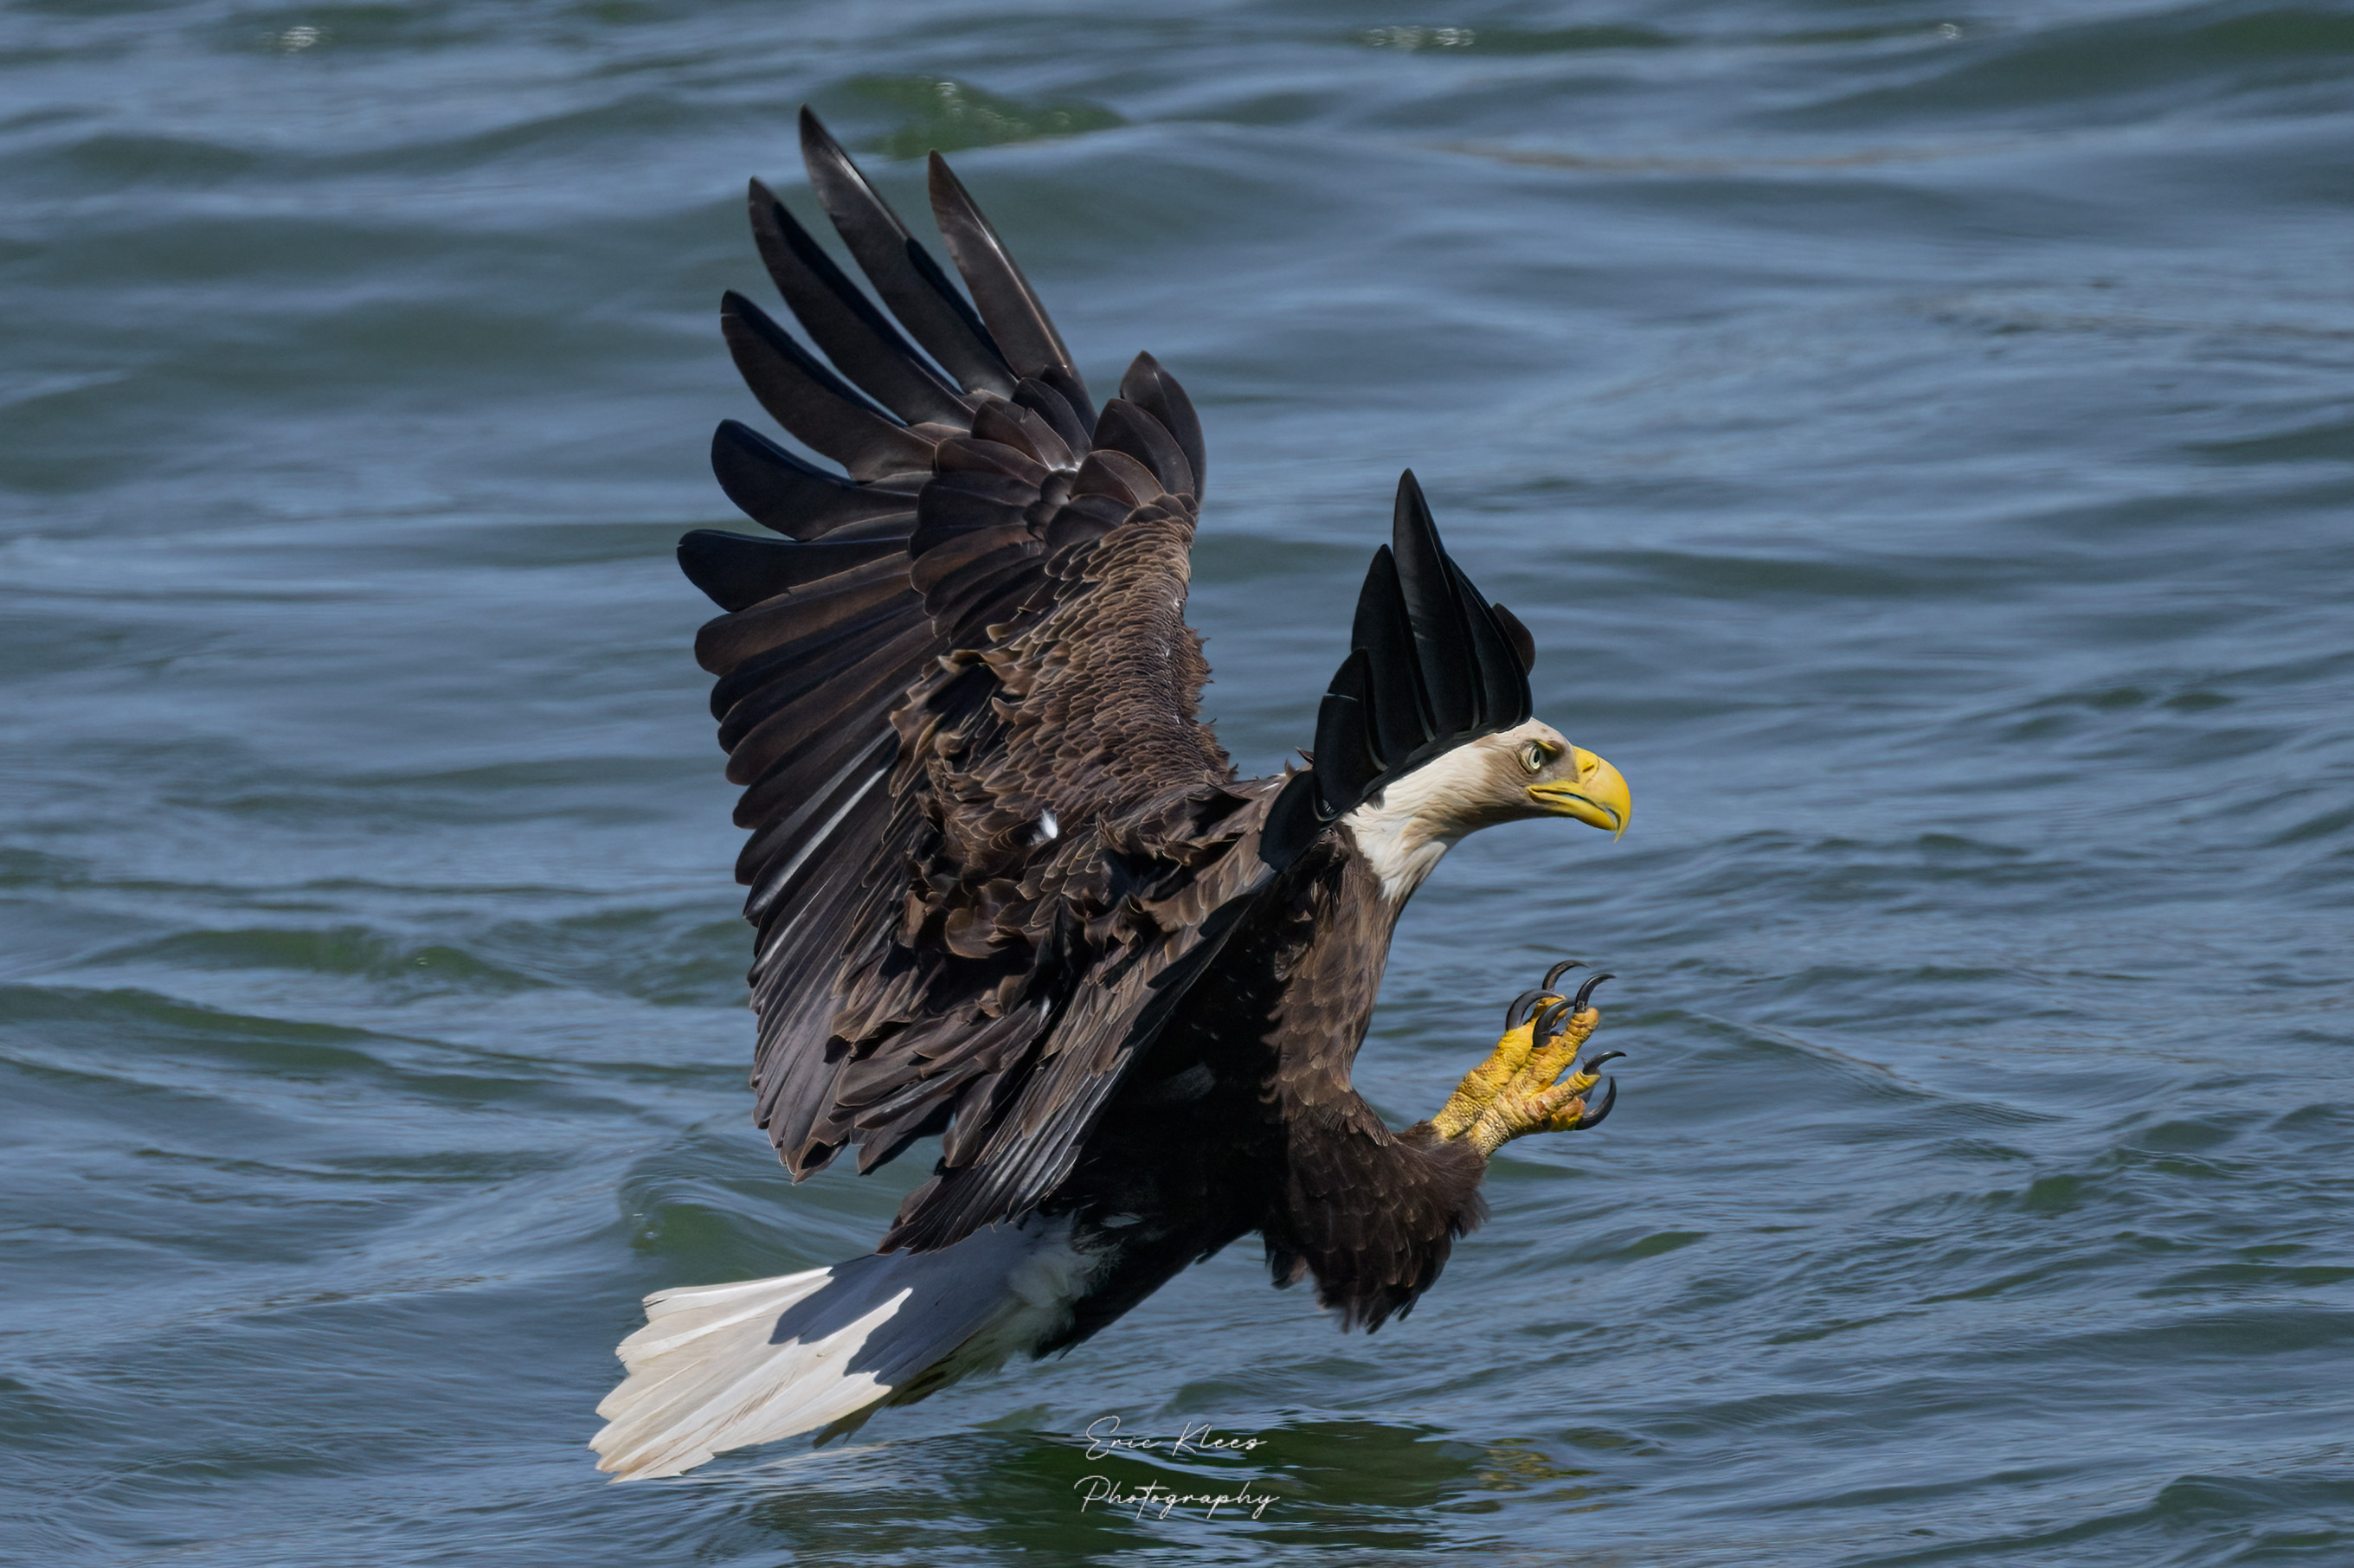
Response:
591,110,1633,1481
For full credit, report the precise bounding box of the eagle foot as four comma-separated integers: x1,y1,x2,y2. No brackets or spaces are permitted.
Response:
1430,965,1623,1158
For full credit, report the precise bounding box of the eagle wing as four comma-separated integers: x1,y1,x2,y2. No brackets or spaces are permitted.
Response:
680,111,1277,1252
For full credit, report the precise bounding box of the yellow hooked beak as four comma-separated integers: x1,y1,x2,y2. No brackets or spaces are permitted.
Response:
1528,747,1630,838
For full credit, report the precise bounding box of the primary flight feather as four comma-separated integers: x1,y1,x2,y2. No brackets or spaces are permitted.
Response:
592,108,1634,1480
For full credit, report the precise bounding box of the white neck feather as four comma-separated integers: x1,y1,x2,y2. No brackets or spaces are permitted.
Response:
1339,746,1492,905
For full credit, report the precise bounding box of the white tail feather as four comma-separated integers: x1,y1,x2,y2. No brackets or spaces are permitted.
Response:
590,1217,1103,1480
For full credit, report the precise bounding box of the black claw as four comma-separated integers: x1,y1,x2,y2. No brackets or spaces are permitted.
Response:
1505,987,1549,1029
1574,1077,1618,1130
1572,972,1614,1011
1578,1050,1627,1076
1532,999,1574,1044
1542,960,1584,991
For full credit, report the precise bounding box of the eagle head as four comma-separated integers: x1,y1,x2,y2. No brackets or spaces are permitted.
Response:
1341,720,1630,903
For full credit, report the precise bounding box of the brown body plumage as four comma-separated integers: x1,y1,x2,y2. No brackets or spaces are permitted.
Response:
591,109,1630,1480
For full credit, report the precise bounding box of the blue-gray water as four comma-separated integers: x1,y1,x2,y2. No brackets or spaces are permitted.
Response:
5,3,2351,1564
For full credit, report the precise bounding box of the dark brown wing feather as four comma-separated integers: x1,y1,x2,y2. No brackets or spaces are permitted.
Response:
684,111,1264,1252
1262,470,1539,864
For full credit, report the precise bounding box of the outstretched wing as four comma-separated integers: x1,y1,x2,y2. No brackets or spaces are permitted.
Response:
1259,470,1539,864
680,110,1268,1251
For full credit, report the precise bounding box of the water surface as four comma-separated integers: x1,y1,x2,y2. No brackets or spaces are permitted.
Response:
4,2,2352,1563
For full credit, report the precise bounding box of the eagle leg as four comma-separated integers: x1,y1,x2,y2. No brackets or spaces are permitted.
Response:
1429,970,1624,1157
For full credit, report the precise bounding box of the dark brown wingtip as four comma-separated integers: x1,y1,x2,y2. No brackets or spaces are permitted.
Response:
1257,768,1326,870
1119,351,1207,497
1091,398,1196,498
1389,469,1479,736
926,150,1081,389
717,289,937,482
792,104,1015,398
1296,466,1540,831
709,418,914,540
797,104,846,169
745,172,974,429
1491,602,1537,672
1310,648,1383,818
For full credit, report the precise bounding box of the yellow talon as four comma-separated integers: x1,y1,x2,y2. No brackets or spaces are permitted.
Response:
1431,1002,1553,1139
1464,1005,1599,1155
1429,969,1625,1155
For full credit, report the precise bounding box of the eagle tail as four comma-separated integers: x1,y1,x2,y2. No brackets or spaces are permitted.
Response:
589,1217,1098,1480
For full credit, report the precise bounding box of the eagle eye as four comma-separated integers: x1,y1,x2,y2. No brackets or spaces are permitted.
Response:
1520,741,1549,774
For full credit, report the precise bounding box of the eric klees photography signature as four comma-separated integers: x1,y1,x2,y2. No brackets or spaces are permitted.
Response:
1071,1417,1279,1520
